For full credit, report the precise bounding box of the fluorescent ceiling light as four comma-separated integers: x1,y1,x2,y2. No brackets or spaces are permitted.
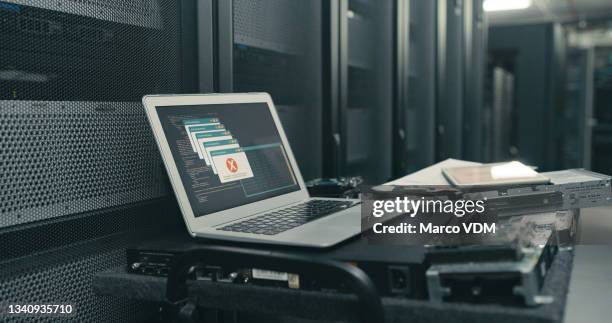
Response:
483,0,532,12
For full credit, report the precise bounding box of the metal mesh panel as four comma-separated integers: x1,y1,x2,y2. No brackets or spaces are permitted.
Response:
0,200,181,260
0,0,182,228
0,0,186,321
233,0,311,54
4,0,163,28
0,0,181,101
0,101,168,228
0,236,158,322
232,0,323,180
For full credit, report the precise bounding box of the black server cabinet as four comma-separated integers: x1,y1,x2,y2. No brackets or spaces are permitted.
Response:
561,48,594,169
489,23,567,170
591,47,612,175
325,0,394,184
393,0,437,176
396,0,485,173
487,67,515,162
214,0,323,181
436,0,465,161
0,0,197,321
462,0,486,162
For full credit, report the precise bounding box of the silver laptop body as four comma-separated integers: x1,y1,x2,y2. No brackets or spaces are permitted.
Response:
142,93,361,248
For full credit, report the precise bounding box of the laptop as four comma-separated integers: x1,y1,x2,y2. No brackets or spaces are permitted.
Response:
142,93,362,248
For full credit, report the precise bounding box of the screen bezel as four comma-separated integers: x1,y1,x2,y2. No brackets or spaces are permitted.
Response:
142,93,308,234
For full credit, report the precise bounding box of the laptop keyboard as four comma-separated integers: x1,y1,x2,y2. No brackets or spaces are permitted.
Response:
217,200,356,236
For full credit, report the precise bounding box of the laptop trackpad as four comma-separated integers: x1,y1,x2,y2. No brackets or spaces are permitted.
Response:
285,207,361,245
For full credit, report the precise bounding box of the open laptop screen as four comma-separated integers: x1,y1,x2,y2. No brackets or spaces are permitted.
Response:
156,103,300,217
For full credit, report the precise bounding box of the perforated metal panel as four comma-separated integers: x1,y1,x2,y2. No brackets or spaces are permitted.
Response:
0,236,158,322
0,200,180,260
0,0,182,101
233,0,311,54
0,101,168,228
232,0,323,180
0,0,188,321
4,0,162,28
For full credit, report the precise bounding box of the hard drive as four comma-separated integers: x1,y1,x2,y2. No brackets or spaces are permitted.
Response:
462,169,611,217
425,219,560,306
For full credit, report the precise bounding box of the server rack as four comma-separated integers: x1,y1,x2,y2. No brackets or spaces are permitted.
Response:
592,47,612,175
490,67,515,162
462,0,486,162
436,0,465,161
323,0,394,184
212,0,323,181
488,23,567,170
0,0,197,321
393,0,437,176
392,0,410,177
561,48,594,169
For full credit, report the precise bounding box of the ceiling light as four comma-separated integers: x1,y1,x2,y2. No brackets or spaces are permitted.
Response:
483,0,532,12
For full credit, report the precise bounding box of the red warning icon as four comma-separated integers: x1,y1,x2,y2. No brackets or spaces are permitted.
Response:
226,157,238,173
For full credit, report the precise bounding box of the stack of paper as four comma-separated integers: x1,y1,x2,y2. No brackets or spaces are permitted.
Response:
386,159,482,186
